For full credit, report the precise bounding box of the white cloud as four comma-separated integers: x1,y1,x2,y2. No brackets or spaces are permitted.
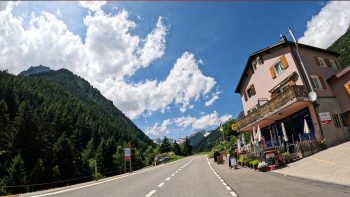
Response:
146,111,232,137
174,111,232,130
146,119,172,136
299,1,350,48
204,91,220,106
0,1,8,11
0,4,218,120
139,16,167,67
79,1,107,12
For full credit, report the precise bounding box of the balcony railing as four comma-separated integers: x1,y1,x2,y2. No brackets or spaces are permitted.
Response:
237,85,308,130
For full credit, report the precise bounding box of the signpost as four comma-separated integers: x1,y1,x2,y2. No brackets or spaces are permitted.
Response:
124,147,132,173
319,112,332,125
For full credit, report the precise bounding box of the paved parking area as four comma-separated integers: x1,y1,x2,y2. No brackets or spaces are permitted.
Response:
274,141,350,186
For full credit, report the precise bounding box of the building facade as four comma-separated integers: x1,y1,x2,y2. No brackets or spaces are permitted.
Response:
235,36,350,149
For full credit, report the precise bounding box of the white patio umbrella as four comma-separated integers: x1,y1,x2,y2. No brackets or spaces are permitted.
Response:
304,118,311,141
241,133,246,151
281,122,289,142
252,127,257,144
237,139,241,153
257,125,262,142
281,122,289,152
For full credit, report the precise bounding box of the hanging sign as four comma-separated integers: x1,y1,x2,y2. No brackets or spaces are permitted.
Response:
319,112,332,125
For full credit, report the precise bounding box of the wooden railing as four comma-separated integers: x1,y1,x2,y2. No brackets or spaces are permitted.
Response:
237,85,308,129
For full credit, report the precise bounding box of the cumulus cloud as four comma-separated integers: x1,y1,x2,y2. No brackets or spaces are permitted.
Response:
0,3,218,120
146,111,232,137
79,1,106,12
146,119,172,136
96,52,216,119
205,91,220,107
0,1,8,11
174,111,232,130
299,1,350,48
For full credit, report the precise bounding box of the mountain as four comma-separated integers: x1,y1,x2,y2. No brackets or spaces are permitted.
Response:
328,25,350,68
192,128,221,152
0,66,153,195
18,65,51,76
188,130,209,147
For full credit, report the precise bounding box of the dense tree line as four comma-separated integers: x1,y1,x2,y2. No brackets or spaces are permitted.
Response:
0,70,156,195
159,137,192,156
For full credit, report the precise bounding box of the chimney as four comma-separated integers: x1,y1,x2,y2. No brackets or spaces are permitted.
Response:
280,34,287,42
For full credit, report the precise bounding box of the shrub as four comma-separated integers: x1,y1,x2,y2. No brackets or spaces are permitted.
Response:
257,162,269,172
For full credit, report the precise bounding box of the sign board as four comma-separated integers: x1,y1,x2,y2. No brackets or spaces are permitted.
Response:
124,148,131,161
231,123,238,131
319,112,332,125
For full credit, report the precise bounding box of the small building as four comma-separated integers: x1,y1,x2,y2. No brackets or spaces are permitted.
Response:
234,35,350,153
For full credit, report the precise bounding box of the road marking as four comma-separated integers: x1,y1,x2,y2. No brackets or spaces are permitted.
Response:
27,157,192,197
166,177,171,181
171,174,175,176
145,190,156,197
175,171,178,173
311,158,336,165
207,157,239,197
158,182,164,188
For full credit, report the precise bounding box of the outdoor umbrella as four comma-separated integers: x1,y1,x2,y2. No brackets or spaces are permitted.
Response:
281,122,289,152
281,122,288,142
252,127,257,144
237,139,241,153
304,118,311,141
257,125,262,142
241,133,246,151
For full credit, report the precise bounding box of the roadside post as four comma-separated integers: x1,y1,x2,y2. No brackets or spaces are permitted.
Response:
124,146,132,173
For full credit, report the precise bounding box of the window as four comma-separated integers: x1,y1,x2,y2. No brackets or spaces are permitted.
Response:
246,84,256,98
330,59,338,69
311,75,323,89
340,114,349,127
318,57,327,67
274,61,284,75
332,114,341,128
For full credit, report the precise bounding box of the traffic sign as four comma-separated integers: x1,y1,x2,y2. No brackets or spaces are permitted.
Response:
124,148,131,161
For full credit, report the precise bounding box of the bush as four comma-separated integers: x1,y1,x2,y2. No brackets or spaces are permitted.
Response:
208,151,214,158
320,139,327,150
283,152,291,163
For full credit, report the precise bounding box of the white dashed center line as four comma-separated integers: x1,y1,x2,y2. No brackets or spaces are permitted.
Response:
165,177,171,181
145,190,156,197
158,182,164,188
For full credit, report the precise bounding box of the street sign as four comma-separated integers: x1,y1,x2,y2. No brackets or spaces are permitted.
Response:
124,148,131,161
231,123,238,131
319,112,332,125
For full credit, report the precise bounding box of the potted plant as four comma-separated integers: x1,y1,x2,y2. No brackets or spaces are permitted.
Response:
252,160,259,170
320,139,327,150
283,152,291,164
257,162,268,172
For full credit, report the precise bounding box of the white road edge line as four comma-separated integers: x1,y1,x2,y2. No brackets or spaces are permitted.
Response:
207,157,239,197
166,177,171,181
158,182,164,188
145,190,156,197
28,157,192,197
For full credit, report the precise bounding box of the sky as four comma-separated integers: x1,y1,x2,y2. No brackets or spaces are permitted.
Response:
1,1,350,140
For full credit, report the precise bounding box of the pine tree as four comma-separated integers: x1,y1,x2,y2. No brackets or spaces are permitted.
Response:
144,146,156,166
172,140,182,155
160,137,171,153
53,133,74,179
182,137,192,156
6,154,28,194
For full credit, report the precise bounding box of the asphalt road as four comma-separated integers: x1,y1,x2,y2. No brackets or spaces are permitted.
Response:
22,155,350,197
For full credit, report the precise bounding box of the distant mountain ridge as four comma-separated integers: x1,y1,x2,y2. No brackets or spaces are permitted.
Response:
18,65,51,76
188,130,210,147
328,25,350,68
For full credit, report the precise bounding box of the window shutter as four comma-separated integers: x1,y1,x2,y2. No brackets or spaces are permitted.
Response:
288,80,296,86
314,57,320,65
269,66,276,79
280,55,289,69
251,84,256,95
344,82,350,96
335,60,342,69
243,92,248,101
319,76,327,89
325,58,332,68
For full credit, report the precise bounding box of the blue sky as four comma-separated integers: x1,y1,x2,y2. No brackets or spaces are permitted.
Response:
1,1,349,140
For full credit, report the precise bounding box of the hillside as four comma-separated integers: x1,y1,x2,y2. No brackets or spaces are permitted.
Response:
0,67,153,195
192,128,221,152
328,26,350,68
188,130,209,147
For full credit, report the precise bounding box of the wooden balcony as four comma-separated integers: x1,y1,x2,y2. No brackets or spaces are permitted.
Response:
237,85,309,130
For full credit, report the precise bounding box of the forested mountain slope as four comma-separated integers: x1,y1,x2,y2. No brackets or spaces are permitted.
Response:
328,26,350,68
0,68,153,194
